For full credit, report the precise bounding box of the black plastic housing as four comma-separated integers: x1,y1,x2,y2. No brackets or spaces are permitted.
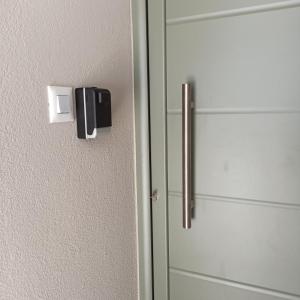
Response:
75,87,112,139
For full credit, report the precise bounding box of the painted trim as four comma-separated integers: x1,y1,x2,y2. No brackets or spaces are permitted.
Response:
168,191,300,210
167,107,300,115
170,268,300,300
167,0,300,25
131,1,153,299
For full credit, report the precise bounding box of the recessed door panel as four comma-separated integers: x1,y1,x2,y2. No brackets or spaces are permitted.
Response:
166,0,294,19
167,7,300,110
169,195,300,295
168,114,300,205
170,271,294,300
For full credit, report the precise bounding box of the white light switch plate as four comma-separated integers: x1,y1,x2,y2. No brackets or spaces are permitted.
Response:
47,86,74,123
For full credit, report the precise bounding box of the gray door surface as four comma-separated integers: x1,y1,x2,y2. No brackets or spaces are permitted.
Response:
148,0,300,299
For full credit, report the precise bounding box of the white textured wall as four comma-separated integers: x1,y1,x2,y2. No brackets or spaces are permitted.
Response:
0,1,137,299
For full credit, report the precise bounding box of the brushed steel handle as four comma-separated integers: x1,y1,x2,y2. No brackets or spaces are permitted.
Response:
182,83,193,229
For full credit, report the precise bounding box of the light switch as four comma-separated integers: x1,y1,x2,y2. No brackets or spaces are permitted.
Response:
56,95,70,114
48,86,74,123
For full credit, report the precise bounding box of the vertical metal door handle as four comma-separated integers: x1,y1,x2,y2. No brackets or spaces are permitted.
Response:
182,83,193,229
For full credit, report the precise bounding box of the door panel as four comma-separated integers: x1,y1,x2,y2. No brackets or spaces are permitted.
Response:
167,7,300,110
168,114,300,205
169,195,300,295
166,0,294,19
170,271,295,300
165,2,300,300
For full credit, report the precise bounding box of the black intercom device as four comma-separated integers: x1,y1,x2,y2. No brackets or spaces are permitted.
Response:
75,87,112,139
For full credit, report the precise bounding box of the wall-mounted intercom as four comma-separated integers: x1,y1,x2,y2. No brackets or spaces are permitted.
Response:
75,87,112,139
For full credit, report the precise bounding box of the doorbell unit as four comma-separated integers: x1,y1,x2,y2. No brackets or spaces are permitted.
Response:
75,87,112,139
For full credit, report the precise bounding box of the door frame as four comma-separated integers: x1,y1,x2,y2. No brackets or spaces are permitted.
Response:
131,0,153,299
132,0,168,299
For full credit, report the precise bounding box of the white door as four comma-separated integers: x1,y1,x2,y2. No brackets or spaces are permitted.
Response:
148,0,300,299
